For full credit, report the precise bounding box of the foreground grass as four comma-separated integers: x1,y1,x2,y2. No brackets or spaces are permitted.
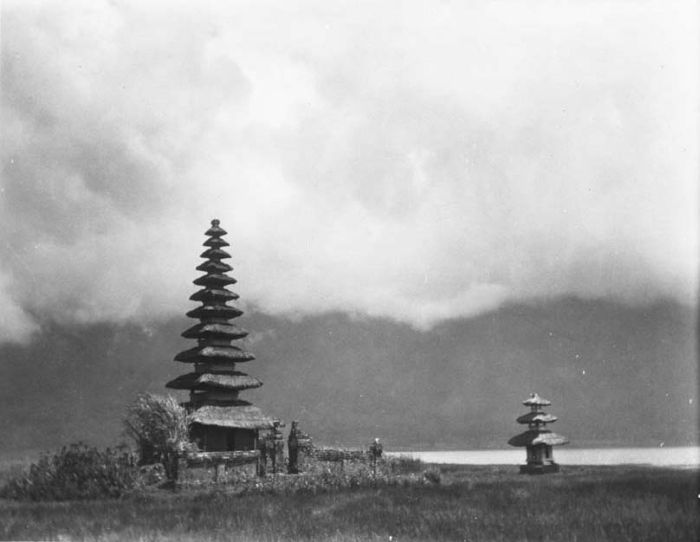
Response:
1,465,698,541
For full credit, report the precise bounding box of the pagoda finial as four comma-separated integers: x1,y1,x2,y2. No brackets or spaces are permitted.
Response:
211,218,220,227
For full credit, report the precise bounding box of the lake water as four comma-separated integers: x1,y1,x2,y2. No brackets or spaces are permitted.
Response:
387,446,700,467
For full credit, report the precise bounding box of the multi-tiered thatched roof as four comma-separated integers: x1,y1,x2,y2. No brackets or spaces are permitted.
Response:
167,220,273,436
508,393,568,448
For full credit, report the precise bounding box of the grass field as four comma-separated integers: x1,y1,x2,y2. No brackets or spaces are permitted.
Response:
1,464,698,541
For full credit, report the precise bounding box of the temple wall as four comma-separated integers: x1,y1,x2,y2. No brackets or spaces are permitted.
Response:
177,450,260,486
177,461,258,486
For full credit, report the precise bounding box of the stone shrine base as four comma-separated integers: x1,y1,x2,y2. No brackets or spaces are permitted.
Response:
519,462,560,475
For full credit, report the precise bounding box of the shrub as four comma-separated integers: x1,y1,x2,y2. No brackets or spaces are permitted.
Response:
385,455,425,475
423,466,442,485
138,463,166,486
0,443,137,501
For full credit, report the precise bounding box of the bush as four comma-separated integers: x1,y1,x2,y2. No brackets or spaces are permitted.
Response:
423,466,442,485
225,456,438,497
385,455,425,475
1,443,137,501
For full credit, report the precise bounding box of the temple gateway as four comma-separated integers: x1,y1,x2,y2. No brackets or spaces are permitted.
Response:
166,219,274,452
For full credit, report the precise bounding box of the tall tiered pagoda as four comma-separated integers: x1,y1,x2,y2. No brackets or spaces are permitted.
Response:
166,219,274,452
508,393,568,474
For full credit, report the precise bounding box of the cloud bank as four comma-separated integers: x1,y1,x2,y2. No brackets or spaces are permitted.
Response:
1,0,697,341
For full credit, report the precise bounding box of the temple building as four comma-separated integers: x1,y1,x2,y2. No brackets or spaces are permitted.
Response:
508,393,568,474
166,219,274,452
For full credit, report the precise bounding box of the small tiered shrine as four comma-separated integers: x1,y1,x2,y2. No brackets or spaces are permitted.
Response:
166,219,274,452
508,393,568,474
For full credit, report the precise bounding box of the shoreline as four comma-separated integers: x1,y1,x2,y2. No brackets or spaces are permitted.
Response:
387,445,700,468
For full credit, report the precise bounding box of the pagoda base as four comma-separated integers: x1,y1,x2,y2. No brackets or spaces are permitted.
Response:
519,462,560,475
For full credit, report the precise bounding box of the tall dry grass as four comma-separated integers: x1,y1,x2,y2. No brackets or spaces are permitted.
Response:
1,465,697,541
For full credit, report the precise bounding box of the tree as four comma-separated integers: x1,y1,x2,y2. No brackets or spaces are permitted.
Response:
124,393,193,479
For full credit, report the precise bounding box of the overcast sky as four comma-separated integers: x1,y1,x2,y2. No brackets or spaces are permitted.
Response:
1,0,697,343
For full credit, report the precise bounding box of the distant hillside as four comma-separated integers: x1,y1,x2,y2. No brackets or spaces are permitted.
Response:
0,298,696,454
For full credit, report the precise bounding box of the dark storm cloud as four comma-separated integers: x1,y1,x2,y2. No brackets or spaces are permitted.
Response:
0,0,696,342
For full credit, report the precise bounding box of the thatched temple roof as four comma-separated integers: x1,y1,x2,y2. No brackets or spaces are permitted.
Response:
193,273,237,287
189,405,275,430
508,430,569,447
522,393,551,407
196,260,233,273
181,322,248,340
200,247,231,260
166,372,263,391
174,345,255,363
516,412,558,424
203,236,229,248
185,305,243,320
189,288,239,303
205,222,227,237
